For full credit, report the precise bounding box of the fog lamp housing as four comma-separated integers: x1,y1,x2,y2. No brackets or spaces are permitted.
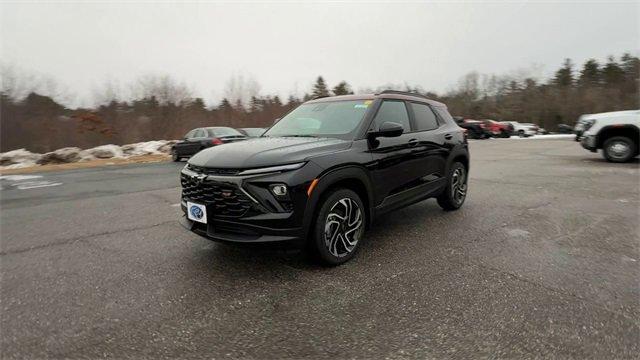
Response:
270,184,288,197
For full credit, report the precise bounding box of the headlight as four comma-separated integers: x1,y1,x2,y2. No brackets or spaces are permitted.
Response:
584,119,596,131
238,162,305,176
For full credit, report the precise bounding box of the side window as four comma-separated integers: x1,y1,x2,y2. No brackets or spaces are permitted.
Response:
410,102,439,131
185,130,196,139
434,107,455,125
372,100,411,132
194,129,205,138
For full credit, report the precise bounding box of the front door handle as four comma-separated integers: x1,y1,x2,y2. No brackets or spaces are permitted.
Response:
444,133,453,140
408,139,418,147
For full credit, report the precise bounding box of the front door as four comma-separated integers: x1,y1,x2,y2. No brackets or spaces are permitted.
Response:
367,100,416,206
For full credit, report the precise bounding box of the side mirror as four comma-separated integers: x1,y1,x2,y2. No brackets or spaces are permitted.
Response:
370,121,404,138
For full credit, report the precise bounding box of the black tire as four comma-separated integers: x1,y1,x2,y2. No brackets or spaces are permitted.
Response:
310,188,366,266
171,149,180,162
437,162,468,211
518,130,525,137
603,136,637,163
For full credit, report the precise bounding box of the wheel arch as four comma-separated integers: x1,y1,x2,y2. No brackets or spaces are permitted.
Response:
596,125,639,150
445,145,470,174
302,165,374,239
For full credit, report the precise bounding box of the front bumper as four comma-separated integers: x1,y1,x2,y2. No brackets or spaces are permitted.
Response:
179,162,322,243
179,212,303,243
581,135,597,152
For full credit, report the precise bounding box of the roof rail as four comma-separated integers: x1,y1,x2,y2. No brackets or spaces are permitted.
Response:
377,89,431,100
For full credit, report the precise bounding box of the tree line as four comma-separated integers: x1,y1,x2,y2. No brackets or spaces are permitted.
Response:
1,53,637,153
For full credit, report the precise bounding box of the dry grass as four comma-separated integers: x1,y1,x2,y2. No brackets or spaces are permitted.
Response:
0,154,171,175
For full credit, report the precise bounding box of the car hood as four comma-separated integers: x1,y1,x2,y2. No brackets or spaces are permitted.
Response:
188,136,351,169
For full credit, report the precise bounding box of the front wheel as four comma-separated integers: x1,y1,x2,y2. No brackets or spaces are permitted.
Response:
310,189,366,266
437,162,468,211
603,136,636,163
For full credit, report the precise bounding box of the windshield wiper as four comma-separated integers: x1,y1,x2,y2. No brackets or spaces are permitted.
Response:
280,134,317,138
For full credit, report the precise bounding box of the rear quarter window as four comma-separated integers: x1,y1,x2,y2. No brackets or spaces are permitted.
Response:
410,102,439,131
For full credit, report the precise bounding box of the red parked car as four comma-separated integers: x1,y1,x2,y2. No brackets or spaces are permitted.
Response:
483,119,512,138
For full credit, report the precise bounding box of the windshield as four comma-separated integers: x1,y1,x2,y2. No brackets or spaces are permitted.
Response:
206,127,243,137
241,128,265,137
263,100,371,139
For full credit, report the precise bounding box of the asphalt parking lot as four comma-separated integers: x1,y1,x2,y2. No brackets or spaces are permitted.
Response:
1,138,638,359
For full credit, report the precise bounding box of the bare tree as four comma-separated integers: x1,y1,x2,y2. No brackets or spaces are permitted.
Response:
0,62,73,105
130,74,193,105
223,73,261,108
91,78,123,107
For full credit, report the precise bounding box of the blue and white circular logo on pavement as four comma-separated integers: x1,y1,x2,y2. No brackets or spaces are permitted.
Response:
189,205,204,220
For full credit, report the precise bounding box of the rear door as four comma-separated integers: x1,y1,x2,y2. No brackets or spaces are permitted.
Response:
406,102,450,190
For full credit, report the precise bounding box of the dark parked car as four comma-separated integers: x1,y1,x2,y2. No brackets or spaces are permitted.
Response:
179,91,469,265
557,124,573,134
172,127,246,161
238,128,266,137
454,117,488,139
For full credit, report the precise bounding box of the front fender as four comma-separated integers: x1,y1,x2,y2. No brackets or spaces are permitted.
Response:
301,164,375,239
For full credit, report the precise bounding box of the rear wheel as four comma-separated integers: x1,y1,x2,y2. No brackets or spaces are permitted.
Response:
603,136,636,163
171,149,180,162
310,189,366,266
437,162,468,211
518,130,525,137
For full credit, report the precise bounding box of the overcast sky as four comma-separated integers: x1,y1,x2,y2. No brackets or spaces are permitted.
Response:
1,1,638,107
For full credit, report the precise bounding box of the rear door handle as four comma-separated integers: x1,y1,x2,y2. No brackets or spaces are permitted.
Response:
444,133,453,140
408,139,418,147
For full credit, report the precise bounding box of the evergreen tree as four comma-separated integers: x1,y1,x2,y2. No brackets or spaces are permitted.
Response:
218,98,233,112
578,59,601,87
287,95,299,105
187,98,206,111
332,81,353,96
553,58,574,87
312,76,330,98
249,96,262,113
602,56,625,87
620,53,640,81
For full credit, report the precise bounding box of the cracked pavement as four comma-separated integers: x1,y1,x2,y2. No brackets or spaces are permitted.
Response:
1,139,638,359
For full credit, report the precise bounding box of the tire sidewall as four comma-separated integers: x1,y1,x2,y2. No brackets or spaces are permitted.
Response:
437,162,468,211
312,189,366,266
603,136,635,163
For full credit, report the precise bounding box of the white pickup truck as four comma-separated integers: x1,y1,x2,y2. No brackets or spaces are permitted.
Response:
580,110,640,162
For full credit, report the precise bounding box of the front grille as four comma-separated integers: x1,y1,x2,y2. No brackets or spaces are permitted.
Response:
187,164,240,176
181,174,252,217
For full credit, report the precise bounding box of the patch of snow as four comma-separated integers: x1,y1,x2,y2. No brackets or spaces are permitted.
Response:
0,148,42,167
0,140,178,170
0,175,43,181
509,134,575,140
86,144,124,159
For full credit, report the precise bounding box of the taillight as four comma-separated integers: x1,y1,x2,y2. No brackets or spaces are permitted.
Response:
211,138,223,145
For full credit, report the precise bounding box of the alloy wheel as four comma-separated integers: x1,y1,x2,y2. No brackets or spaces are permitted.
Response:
451,167,467,205
324,198,363,258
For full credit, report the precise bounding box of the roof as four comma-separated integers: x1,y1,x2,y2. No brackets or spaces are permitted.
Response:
306,90,446,108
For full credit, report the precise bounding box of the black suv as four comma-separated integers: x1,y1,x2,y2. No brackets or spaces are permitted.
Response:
180,91,469,265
